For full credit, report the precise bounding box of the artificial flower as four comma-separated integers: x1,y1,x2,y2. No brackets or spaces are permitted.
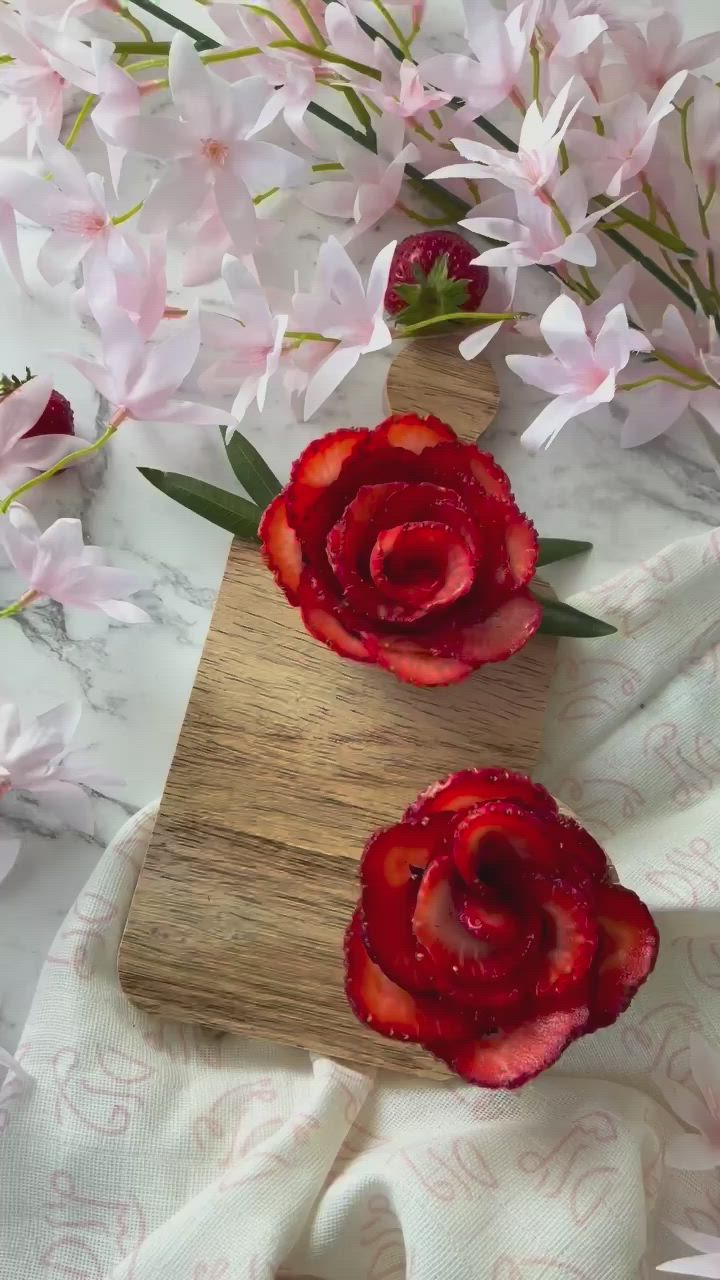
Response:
288,236,395,418
687,77,720,195
0,375,77,495
507,293,652,450
420,0,538,114
77,238,169,340
177,194,277,289
462,171,624,269
323,1,399,93
658,1225,720,1277
0,696,121,833
344,767,658,1086
611,12,720,94
0,187,27,293
377,60,450,121
90,44,142,193
430,80,582,197
570,70,687,196
106,35,307,250
63,286,235,427
620,306,720,448
260,412,543,686
302,115,419,242
0,10,97,152
199,257,288,425
6,130,128,287
0,505,149,625
659,1034,720,1171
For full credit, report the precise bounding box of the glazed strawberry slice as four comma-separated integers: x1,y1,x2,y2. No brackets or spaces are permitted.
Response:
418,441,513,501
437,592,543,665
555,815,610,881
298,572,373,662
290,427,368,494
504,512,539,587
405,768,558,821
530,876,598,1000
428,1003,589,1088
452,801,559,886
344,910,475,1043
369,412,457,454
370,521,475,613
374,638,473,686
259,493,303,603
360,820,444,992
412,854,537,984
588,884,659,1029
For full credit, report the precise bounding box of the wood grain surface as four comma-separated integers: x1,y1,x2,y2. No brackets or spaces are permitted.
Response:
385,338,499,441
118,541,557,1078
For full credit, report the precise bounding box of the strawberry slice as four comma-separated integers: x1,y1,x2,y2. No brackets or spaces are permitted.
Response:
588,884,659,1029
298,572,373,662
452,801,558,885
259,493,303,603
374,638,473,686
344,911,475,1043
555,815,610,881
429,1003,589,1088
456,882,521,947
445,593,543,664
530,876,598,999
370,412,457,454
290,427,368,493
370,521,475,612
422,441,512,501
412,854,537,984
504,512,539,587
360,820,444,992
405,768,558,821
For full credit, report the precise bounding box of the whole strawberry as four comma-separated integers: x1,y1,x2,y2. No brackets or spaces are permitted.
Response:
0,369,75,439
385,230,489,327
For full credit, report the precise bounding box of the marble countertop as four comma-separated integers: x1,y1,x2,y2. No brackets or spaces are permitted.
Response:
1,0,719,1054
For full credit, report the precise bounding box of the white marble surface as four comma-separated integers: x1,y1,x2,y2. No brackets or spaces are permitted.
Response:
1,0,719,1053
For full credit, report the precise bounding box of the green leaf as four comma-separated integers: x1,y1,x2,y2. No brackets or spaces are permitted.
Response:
536,538,593,567
533,592,616,638
139,468,261,541
222,428,282,508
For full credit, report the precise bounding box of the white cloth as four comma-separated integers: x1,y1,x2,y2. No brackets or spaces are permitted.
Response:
3,529,720,1280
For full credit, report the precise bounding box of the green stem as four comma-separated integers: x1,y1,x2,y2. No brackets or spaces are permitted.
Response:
285,330,335,342
121,6,154,41
117,0,216,46
653,349,710,381
288,0,326,45
548,195,572,237
0,423,120,514
395,201,448,227
579,266,599,300
336,85,375,137
397,311,522,336
244,5,296,39
124,56,169,74
371,0,412,58
679,97,693,170
312,161,344,172
593,193,694,256
593,115,605,136
0,590,40,620
429,108,444,131
618,372,709,392
253,186,279,205
114,40,173,54
111,199,144,225
64,93,97,150
530,41,541,105
271,38,382,79
600,225,696,311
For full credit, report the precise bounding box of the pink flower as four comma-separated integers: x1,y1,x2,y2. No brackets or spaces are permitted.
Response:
463,171,622,269
177,194,277,288
324,2,398,92
21,0,117,20
106,34,307,250
0,696,121,834
6,129,127,287
0,376,77,496
288,236,395,418
459,267,518,361
302,116,419,241
620,306,720,447
420,0,538,114
90,45,142,193
430,80,581,196
571,71,687,196
688,77,720,194
612,12,720,94
377,60,450,120
658,1034,720,1171
507,292,652,449
0,10,97,152
74,237,168,339
0,505,149,626
63,284,236,428
199,258,288,423
658,1225,720,1277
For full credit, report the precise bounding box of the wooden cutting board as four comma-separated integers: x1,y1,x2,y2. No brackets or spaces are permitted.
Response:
118,344,557,1078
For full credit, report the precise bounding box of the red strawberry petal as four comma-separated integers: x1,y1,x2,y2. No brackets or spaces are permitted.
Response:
456,882,522,947
370,521,475,612
406,768,558,821
444,592,543,664
290,428,368,493
425,441,512,501
298,573,373,662
505,512,539,587
588,884,659,1029
259,493,303,603
374,639,473,687
556,815,610,881
344,910,475,1043
371,412,458,454
452,801,559,885
412,853,536,983
530,876,598,1000
360,821,441,992
429,1003,588,1088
